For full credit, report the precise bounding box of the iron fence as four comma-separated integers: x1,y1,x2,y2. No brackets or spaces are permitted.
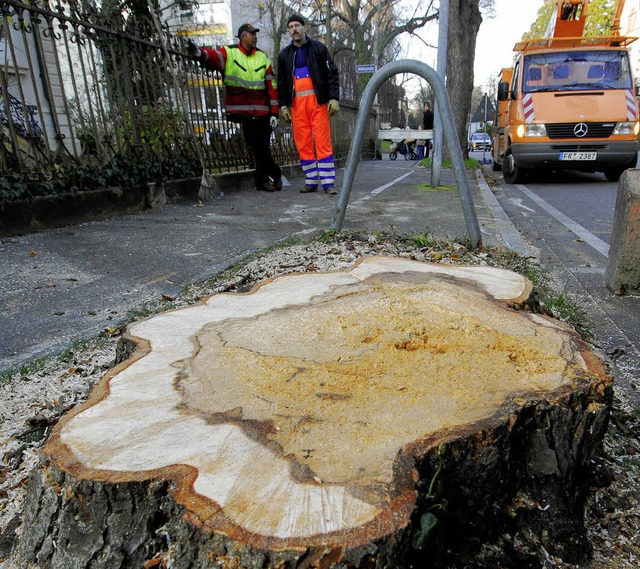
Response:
0,0,375,199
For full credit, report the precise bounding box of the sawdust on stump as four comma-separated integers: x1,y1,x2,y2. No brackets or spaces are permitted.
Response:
26,257,610,567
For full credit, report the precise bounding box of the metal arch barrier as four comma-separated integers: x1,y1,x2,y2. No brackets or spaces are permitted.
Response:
331,59,482,249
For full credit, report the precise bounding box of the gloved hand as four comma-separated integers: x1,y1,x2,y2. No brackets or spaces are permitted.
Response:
270,116,278,130
280,106,291,122
328,99,340,116
186,41,201,59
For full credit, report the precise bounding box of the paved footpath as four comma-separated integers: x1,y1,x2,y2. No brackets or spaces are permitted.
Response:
0,158,518,372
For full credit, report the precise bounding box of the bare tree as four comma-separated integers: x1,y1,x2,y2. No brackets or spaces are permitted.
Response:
254,0,293,59
331,0,437,85
446,0,483,156
256,0,493,145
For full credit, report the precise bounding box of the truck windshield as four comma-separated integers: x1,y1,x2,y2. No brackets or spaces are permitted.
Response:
522,50,633,93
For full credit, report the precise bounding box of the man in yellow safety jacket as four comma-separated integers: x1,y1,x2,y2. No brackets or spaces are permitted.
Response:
277,14,340,195
187,24,282,192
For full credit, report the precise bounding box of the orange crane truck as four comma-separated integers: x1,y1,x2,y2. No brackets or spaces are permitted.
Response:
492,0,640,184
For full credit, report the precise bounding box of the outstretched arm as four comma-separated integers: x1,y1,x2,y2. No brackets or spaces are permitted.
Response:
187,42,228,73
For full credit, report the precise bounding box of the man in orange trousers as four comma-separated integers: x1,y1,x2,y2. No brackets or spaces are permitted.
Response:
277,14,340,195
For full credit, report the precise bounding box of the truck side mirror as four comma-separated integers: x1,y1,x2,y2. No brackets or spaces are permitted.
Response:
497,81,511,101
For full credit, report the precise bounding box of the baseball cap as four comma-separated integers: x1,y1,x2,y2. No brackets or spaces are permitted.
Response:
237,23,260,37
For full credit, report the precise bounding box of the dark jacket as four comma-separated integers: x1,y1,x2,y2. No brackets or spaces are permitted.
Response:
277,37,340,107
423,108,434,130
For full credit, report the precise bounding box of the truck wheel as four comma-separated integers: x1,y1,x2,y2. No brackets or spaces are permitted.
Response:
603,153,638,182
389,152,397,161
604,168,625,182
502,150,523,184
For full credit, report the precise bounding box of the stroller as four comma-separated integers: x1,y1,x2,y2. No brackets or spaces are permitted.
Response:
389,138,417,161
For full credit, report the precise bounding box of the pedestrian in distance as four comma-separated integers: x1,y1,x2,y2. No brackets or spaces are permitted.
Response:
416,125,426,160
422,101,434,158
187,24,283,193
278,14,340,196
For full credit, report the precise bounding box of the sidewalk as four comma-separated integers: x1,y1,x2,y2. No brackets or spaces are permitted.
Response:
0,158,505,372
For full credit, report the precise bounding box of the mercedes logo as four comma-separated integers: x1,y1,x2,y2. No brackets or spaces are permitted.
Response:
574,123,588,137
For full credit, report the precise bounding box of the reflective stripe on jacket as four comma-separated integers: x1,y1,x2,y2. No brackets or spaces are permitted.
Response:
199,45,278,119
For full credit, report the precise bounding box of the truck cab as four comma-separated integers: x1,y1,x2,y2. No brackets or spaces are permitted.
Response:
492,0,640,183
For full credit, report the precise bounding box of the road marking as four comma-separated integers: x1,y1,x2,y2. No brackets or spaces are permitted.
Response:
515,184,610,258
356,170,416,202
510,197,536,213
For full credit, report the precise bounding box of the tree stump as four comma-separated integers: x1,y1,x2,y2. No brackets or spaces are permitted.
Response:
18,257,611,568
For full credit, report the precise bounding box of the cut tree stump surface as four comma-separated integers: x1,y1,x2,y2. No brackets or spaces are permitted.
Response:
41,256,610,563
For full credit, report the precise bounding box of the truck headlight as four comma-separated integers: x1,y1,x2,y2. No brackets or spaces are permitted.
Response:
612,121,639,135
519,124,547,137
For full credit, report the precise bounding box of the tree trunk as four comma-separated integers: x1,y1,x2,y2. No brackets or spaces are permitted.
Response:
447,0,483,157
17,257,611,568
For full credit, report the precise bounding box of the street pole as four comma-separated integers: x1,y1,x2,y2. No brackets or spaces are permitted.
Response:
482,93,488,164
373,0,383,159
431,0,448,186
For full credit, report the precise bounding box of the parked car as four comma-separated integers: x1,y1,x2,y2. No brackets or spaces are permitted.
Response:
468,132,492,152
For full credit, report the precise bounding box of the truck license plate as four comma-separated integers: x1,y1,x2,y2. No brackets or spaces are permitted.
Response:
559,151,597,161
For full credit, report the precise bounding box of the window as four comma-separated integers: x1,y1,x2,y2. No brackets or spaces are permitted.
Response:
523,50,633,93
178,9,194,23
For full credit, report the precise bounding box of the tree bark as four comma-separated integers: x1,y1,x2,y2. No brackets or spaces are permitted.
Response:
17,257,611,568
447,0,483,156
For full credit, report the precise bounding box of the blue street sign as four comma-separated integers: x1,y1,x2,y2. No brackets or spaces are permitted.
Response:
356,64,376,73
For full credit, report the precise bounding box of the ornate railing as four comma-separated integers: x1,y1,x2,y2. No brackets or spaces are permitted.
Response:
0,0,375,199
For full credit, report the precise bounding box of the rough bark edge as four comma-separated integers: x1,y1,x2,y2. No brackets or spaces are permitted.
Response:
20,366,612,568
40,258,597,558
40,350,609,558
408,367,614,567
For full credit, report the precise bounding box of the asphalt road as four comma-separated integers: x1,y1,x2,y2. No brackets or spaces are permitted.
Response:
0,158,495,372
488,165,640,408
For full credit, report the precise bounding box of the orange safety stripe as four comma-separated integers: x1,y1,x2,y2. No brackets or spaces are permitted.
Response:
291,72,334,191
